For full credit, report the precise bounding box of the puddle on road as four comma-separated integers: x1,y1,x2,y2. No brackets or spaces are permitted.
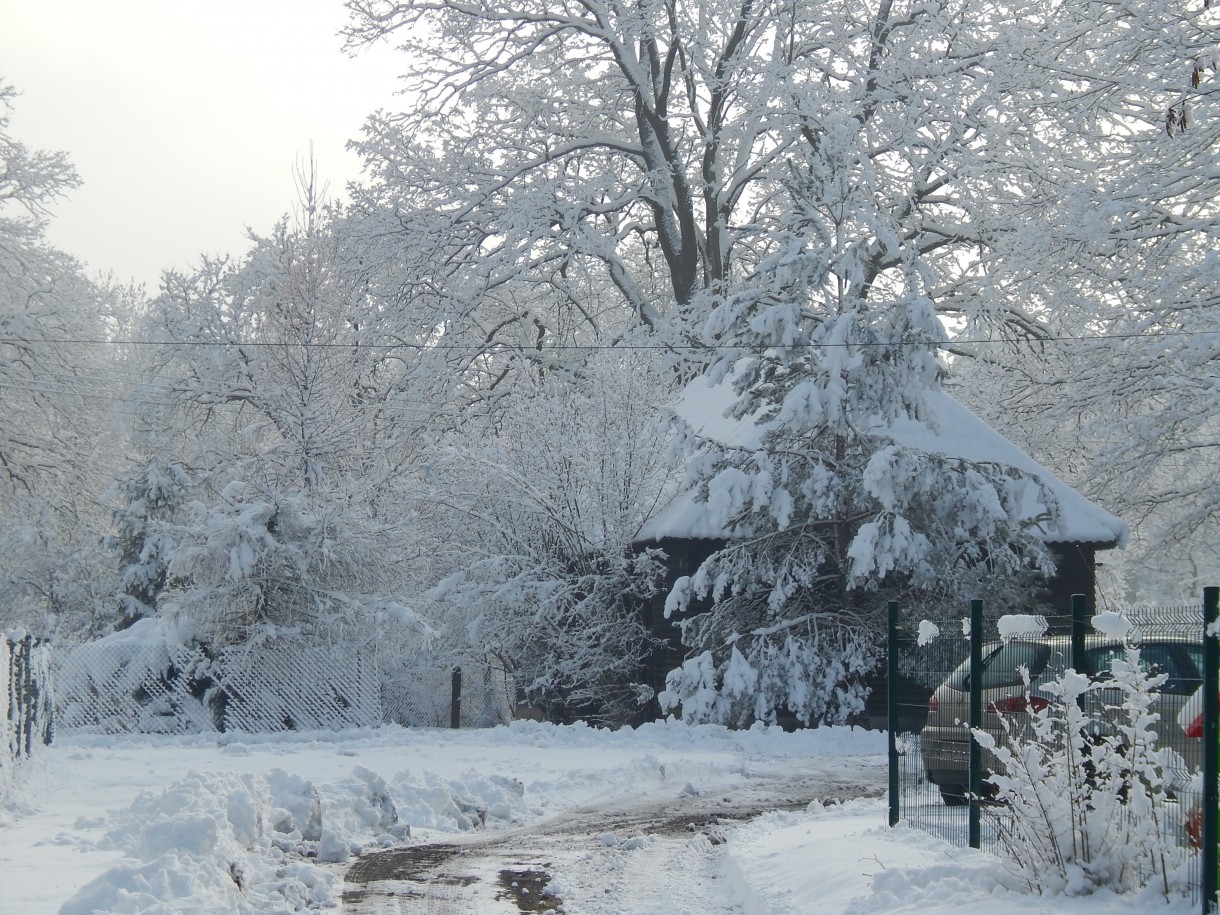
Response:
342,843,477,908
345,842,470,885
495,866,563,913
344,841,564,913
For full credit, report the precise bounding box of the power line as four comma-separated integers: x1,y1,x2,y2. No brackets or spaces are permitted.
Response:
1,328,1218,350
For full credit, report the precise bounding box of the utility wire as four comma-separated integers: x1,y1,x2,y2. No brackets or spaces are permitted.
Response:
1,328,1217,350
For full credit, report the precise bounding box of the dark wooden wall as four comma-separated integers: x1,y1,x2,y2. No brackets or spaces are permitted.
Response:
635,536,1110,725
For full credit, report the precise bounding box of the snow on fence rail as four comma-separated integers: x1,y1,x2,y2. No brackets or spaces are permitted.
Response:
52,636,512,735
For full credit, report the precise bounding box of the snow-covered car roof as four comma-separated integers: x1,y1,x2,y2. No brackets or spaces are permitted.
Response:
639,372,1128,548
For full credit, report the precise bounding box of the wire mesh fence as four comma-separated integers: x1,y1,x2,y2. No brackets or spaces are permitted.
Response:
52,637,513,735
381,664,515,729
890,608,983,848
888,593,1217,912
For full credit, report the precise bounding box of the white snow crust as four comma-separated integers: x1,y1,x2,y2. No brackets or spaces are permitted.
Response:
997,614,1049,640
1092,611,1135,641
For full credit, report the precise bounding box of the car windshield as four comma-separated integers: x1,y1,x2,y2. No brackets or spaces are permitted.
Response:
1182,644,1203,678
1087,642,1201,695
948,641,1054,691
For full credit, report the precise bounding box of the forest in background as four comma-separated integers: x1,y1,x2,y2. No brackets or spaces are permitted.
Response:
1,0,1216,726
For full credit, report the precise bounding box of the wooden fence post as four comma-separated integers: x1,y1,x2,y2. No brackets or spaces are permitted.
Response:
21,636,34,757
5,636,14,760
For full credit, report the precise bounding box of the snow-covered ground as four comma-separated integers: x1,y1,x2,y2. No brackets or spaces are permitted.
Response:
0,721,1200,914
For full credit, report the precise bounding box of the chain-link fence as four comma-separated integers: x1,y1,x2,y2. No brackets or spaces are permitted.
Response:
52,637,513,735
887,591,1218,912
381,664,515,729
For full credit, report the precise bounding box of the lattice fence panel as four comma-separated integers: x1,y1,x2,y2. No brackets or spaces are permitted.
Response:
53,636,513,734
53,640,217,735
214,643,380,732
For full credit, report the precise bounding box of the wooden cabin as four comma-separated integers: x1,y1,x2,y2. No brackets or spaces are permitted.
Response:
633,374,1128,719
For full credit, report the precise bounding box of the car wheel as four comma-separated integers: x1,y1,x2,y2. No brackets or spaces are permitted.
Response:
939,783,969,806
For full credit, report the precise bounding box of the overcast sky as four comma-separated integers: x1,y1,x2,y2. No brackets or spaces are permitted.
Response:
2,0,404,290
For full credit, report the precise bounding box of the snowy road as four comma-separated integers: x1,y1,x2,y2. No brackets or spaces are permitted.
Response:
2,722,888,914
342,758,887,913
4,722,1195,914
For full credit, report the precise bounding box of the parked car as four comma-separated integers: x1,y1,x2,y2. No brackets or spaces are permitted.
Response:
920,635,1203,806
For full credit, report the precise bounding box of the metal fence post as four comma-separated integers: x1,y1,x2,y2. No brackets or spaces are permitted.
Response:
968,598,983,849
1203,586,1218,915
888,600,900,828
9,636,25,759
450,667,462,729
40,639,53,747
1070,593,1088,673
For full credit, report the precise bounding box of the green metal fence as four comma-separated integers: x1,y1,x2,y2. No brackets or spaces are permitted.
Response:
887,589,1218,913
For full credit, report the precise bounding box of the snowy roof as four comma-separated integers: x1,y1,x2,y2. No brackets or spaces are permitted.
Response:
639,373,1128,548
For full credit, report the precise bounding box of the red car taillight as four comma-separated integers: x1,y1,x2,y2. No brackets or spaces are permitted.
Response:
928,695,938,713
986,695,1049,714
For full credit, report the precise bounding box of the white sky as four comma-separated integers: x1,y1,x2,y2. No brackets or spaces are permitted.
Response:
2,0,405,291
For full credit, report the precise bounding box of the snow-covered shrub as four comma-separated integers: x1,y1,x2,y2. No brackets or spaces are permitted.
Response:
421,354,676,727
160,481,426,651
429,548,664,727
974,648,1192,898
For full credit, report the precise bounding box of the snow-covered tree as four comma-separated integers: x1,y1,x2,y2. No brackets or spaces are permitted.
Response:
161,481,421,646
0,84,96,492
345,0,761,340
948,0,1220,602
645,0,1099,724
0,83,127,634
106,462,192,630
343,0,1120,374
659,310,1060,727
342,0,1165,723
134,180,440,647
422,352,676,725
